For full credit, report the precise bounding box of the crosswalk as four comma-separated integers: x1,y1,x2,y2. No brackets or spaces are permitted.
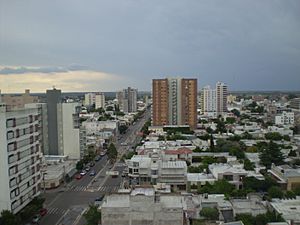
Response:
98,185,120,192
67,185,87,192
47,207,67,215
66,185,121,192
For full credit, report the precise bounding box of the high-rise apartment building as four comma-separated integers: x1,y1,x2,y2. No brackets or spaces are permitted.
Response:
84,93,96,106
0,102,42,213
45,88,86,159
1,89,39,111
201,85,217,117
95,92,105,109
46,88,61,155
152,78,197,129
216,82,228,116
116,87,137,113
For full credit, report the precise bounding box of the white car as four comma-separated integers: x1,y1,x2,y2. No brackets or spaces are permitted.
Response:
80,170,87,176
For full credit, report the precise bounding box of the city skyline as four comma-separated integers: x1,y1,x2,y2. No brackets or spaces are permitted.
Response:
1,1,300,92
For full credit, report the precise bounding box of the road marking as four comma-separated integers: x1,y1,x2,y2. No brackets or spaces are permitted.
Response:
55,209,70,225
73,207,87,225
86,160,109,189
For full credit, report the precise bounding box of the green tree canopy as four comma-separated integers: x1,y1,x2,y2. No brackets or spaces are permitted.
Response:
84,205,101,225
200,207,219,220
259,141,285,169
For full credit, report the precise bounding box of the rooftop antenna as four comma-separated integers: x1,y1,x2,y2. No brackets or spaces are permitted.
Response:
53,85,56,90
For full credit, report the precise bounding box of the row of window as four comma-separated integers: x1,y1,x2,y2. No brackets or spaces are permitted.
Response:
6,115,39,128
7,125,39,140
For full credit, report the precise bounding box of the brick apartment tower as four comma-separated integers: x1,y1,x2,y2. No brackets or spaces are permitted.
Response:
152,78,197,129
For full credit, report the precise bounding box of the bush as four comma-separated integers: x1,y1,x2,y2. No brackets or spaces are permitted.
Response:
268,186,284,199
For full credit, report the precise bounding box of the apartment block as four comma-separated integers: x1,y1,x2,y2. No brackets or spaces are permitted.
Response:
275,111,294,126
152,78,197,129
201,85,217,117
290,98,300,110
46,88,86,159
101,188,184,225
84,93,96,106
0,102,42,213
116,87,138,113
1,89,39,111
126,155,187,190
95,92,105,109
216,82,228,116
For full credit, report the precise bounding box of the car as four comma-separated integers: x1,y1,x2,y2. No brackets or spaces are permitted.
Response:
39,208,48,216
85,166,90,172
89,170,96,176
32,214,41,224
95,156,100,161
80,170,87,176
94,195,104,206
75,174,82,180
89,162,95,167
121,142,127,146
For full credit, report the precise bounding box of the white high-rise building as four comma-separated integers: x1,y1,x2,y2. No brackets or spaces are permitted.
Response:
201,85,217,117
84,93,96,106
216,82,228,116
0,102,42,213
95,93,105,110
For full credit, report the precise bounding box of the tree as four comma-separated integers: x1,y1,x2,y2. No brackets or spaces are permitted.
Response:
0,210,21,225
119,125,128,134
244,159,254,170
84,205,101,225
268,186,284,199
76,160,84,171
200,207,219,220
231,109,241,117
107,143,118,162
288,150,297,157
259,141,284,169
216,118,226,133
283,135,290,141
265,132,283,141
106,106,114,111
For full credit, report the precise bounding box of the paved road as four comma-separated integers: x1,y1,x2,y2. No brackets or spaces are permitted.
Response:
39,108,151,225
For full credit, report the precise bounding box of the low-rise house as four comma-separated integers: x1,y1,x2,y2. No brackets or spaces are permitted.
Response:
268,164,300,191
209,162,264,189
230,194,267,217
269,198,300,225
187,173,216,191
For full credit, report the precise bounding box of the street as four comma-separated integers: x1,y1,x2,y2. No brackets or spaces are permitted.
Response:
39,108,151,225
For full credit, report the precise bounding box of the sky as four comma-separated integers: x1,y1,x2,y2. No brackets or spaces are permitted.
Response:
0,0,300,93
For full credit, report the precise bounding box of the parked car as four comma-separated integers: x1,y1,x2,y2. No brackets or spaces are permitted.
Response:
39,208,48,216
94,195,104,206
89,170,96,176
32,214,41,224
75,174,82,180
95,156,101,161
89,162,95,167
80,170,87,176
85,166,90,172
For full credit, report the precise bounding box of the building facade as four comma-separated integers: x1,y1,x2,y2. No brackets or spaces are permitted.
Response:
290,98,300,110
116,87,137,113
101,188,185,225
216,82,228,116
152,78,197,129
95,92,105,110
1,89,39,111
201,85,217,117
275,112,295,126
84,93,96,106
0,103,42,213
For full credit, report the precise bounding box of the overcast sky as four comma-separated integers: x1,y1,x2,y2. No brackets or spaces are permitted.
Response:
0,0,300,93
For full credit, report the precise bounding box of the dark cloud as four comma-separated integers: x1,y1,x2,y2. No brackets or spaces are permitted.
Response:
0,0,299,91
